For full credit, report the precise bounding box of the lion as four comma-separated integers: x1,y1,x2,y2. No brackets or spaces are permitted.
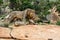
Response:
1,9,40,27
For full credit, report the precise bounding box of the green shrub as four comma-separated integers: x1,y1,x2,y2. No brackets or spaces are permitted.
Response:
56,5,60,12
0,0,3,5
9,0,60,23
56,21,60,25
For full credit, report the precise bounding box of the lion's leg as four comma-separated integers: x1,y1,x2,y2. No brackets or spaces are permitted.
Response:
28,19,36,25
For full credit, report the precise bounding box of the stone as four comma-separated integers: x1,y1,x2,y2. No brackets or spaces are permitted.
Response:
0,39,14,40
4,6,12,14
11,25,60,40
0,27,11,37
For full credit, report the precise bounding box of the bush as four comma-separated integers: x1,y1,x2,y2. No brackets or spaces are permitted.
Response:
0,0,3,5
56,21,60,25
9,0,60,23
56,5,60,12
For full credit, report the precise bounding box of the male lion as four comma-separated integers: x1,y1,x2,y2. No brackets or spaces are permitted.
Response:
1,9,40,27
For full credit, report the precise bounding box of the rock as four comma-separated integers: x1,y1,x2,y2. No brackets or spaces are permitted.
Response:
4,6,12,14
0,7,5,15
11,25,60,40
0,27,11,37
0,39,14,40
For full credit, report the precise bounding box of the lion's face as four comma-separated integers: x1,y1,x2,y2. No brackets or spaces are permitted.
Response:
26,9,35,18
26,9,40,21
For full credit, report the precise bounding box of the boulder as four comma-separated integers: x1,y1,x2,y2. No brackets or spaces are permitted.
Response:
11,25,60,40
0,39,14,40
0,27,11,38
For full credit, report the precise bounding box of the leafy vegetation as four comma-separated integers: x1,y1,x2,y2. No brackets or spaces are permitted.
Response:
0,0,3,5
9,0,60,15
56,21,60,25
0,0,60,25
